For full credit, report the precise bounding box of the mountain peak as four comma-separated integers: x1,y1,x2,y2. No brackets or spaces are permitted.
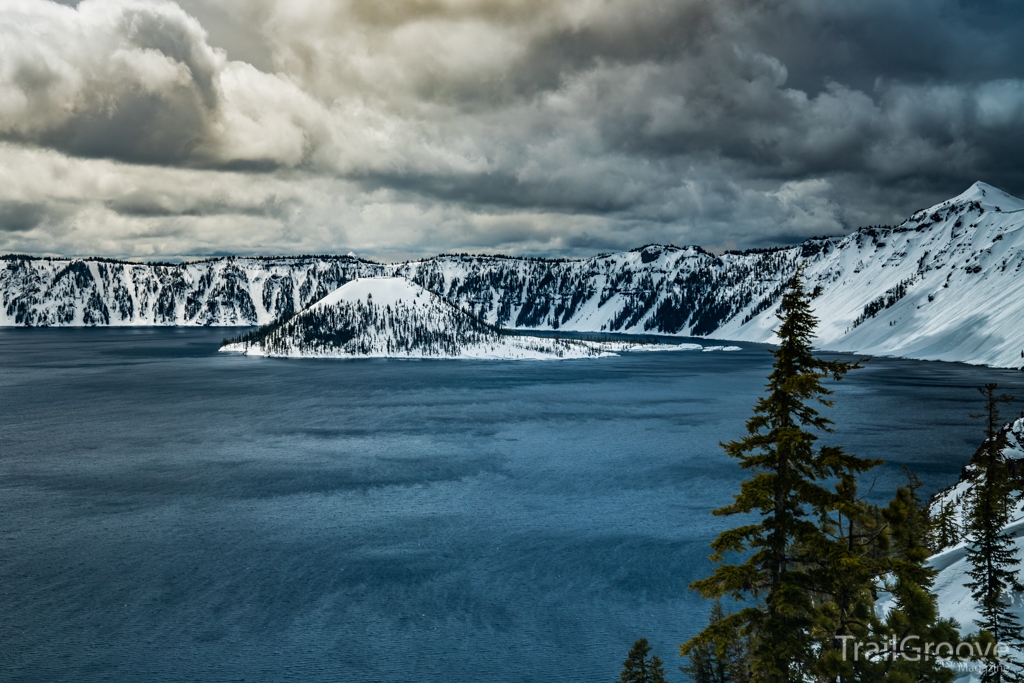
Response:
310,277,426,311
947,181,1024,210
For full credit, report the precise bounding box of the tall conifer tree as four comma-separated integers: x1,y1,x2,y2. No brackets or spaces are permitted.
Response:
873,472,961,683
805,474,887,682
618,638,669,683
803,469,961,683
931,493,962,552
965,384,1023,683
683,272,880,683
681,600,749,683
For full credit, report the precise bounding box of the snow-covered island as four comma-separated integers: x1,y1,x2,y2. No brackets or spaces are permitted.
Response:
219,278,736,360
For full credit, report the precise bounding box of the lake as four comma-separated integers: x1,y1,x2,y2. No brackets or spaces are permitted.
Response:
2,329,1024,682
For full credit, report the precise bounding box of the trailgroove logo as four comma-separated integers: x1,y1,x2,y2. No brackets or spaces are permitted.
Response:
837,636,1010,663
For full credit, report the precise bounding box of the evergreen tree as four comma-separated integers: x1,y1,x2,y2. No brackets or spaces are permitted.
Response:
681,600,748,683
618,638,669,683
805,474,888,683
874,471,960,683
930,492,961,552
965,384,1023,683
799,468,962,683
683,273,881,683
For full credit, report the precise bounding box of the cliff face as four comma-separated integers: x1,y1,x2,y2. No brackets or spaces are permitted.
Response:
0,246,782,335
0,256,380,327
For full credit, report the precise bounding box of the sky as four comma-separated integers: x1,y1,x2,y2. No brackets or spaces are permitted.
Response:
1,0,1023,261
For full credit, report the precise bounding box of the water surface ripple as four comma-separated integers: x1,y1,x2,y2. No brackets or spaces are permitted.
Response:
2,328,1023,682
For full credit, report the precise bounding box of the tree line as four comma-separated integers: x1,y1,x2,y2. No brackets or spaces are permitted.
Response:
617,273,1023,683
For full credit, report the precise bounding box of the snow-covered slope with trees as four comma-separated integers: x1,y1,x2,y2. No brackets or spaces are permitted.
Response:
397,182,1024,368
0,255,380,327
725,182,1024,369
928,417,1024,660
219,278,697,360
3,183,1023,367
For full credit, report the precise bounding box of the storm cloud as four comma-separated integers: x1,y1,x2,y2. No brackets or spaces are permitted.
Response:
1,0,1023,259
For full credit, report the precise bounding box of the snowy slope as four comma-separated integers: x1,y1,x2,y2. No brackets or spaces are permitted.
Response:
219,278,703,360
722,182,1024,369
4,182,1023,368
397,183,1024,368
927,417,1024,681
0,255,382,326
393,244,787,339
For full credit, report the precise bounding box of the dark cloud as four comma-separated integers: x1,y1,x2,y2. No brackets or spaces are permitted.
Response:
40,90,208,165
354,166,649,215
753,1,1024,92
1,1,216,165
106,193,301,219
0,201,48,232
1,0,1024,259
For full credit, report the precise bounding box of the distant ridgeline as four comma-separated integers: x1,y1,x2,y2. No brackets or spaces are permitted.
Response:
3,182,1024,368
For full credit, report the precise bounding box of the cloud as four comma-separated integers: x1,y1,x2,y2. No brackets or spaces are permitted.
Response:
0,0,329,167
0,201,49,232
1,0,1024,259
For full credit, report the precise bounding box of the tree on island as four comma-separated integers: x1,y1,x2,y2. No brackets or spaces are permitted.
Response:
617,638,669,683
965,384,1023,683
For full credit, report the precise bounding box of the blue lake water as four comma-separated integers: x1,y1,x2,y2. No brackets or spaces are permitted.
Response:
2,328,1024,683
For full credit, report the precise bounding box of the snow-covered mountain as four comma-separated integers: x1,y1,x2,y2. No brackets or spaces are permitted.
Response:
3,182,1023,368
0,255,381,326
728,182,1024,369
395,182,1024,368
220,277,699,360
